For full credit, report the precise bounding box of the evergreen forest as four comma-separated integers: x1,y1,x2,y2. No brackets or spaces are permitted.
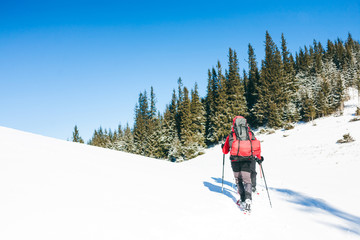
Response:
73,32,360,162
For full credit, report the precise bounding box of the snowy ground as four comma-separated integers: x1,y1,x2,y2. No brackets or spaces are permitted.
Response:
1,88,359,240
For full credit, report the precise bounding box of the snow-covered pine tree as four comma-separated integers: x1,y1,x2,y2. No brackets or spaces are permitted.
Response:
113,124,126,151
123,123,135,153
295,40,326,121
133,91,151,156
281,33,300,123
205,66,223,145
168,137,182,162
161,90,180,160
252,31,284,128
190,83,206,155
302,92,316,122
147,118,163,158
146,87,162,158
330,72,345,113
320,58,343,116
343,33,360,87
178,86,193,159
315,77,330,117
214,61,229,142
352,37,360,108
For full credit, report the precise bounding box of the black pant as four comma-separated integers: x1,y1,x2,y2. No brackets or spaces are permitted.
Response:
251,157,257,188
231,161,252,201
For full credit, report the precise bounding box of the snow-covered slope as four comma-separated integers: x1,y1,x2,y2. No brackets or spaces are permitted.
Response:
1,88,359,240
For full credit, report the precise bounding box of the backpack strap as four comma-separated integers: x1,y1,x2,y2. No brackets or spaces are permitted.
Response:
246,125,254,158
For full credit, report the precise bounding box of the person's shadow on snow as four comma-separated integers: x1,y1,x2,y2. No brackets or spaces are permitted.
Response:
203,177,238,204
274,188,360,235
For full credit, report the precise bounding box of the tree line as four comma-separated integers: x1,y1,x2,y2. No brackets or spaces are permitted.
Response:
72,31,360,162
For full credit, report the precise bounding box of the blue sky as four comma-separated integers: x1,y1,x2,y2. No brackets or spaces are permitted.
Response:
1,0,359,141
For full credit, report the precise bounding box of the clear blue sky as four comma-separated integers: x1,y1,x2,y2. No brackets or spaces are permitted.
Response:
1,0,359,141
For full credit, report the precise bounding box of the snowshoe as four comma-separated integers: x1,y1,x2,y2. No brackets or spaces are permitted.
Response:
244,199,252,212
236,199,245,209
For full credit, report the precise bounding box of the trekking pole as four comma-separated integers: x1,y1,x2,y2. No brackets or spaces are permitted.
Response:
259,162,272,208
221,153,225,192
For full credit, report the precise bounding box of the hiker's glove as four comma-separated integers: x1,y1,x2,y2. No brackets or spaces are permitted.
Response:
256,156,264,164
221,143,224,149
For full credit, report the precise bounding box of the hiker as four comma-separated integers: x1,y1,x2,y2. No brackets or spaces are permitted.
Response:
221,116,262,211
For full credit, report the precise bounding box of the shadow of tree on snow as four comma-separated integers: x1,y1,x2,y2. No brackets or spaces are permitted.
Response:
274,188,360,235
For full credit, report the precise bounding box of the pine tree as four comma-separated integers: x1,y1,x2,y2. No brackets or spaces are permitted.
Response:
132,87,162,157
343,33,359,87
161,90,179,160
312,40,324,73
105,128,118,150
147,117,163,158
325,39,336,63
133,91,150,155
205,68,219,144
176,78,184,140
113,124,126,151
72,125,84,143
253,31,284,128
330,72,345,113
190,83,206,153
146,87,162,157
89,127,108,147
168,137,182,162
296,46,311,73
245,44,260,126
302,93,316,122
334,38,346,70
179,87,192,146
224,48,247,127
215,61,229,141
316,78,331,117
123,123,135,153
150,86,157,120
281,33,299,123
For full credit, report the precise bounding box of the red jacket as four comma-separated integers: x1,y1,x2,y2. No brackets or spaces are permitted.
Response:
222,130,261,161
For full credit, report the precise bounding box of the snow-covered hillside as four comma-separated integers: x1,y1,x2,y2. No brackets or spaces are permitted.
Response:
1,88,359,240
